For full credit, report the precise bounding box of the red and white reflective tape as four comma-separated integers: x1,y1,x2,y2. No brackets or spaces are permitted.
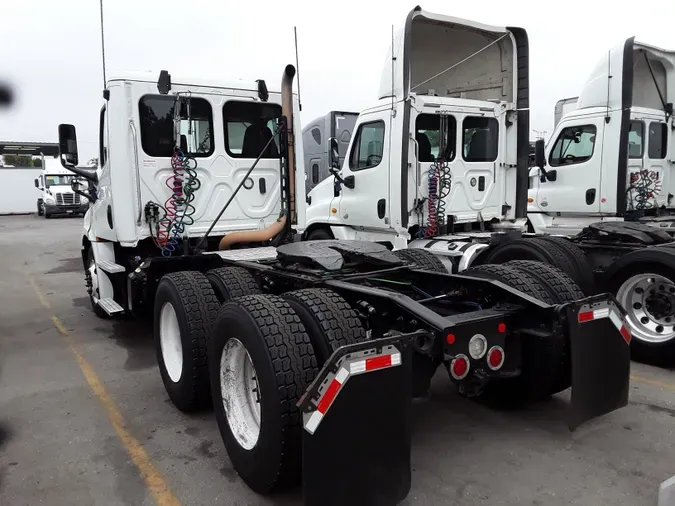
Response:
303,350,402,435
350,352,402,375
578,306,632,345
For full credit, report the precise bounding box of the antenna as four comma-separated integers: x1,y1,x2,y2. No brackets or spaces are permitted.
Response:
294,26,302,112
99,0,107,88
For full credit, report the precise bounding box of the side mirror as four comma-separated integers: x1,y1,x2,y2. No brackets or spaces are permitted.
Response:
58,124,79,168
34,178,39,188
545,169,557,182
534,138,546,169
329,137,340,169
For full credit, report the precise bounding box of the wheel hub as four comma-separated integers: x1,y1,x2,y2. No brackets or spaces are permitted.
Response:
617,273,675,343
159,302,183,383
220,338,261,451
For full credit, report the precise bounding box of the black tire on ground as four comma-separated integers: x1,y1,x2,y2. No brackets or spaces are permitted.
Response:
479,237,592,294
37,200,43,216
209,295,318,493
609,262,675,365
154,271,220,412
85,248,109,319
306,227,333,241
283,288,366,365
462,263,570,400
505,260,584,303
537,236,596,294
393,248,448,273
206,266,261,303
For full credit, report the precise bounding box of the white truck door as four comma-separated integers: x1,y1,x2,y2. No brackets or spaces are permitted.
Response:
535,119,604,215
336,113,390,230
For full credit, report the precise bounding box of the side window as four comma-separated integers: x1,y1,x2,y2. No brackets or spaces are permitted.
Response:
462,117,499,162
223,101,282,159
99,106,108,167
628,121,644,158
648,122,668,159
311,128,322,145
415,114,456,162
549,124,597,167
349,121,385,171
139,95,214,157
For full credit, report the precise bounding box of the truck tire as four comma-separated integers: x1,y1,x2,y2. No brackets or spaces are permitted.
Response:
462,263,553,303
206,266,261,303
37,200,43,216
505,260,584,303
209,295,318,493
610,262,675,364
393,248,447,273
480,237,591,294
462,264,570,400
537,236,596,294
306,227,333,241
284,288,366,364
154,271,219,412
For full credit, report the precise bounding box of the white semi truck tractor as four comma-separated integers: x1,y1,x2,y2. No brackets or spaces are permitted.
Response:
34,165,89,217
58,8,631,502
303,14,675,363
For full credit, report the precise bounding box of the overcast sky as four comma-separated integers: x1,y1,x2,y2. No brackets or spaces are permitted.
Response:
2,0,674,162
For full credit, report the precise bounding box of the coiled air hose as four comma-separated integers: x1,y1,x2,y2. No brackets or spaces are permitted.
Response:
626,169,661,220
158,150,201,257
423,159,452,238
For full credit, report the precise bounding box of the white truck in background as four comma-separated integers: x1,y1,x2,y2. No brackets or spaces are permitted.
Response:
34,165,89,217
304,21,675,362
528,38,675,237
302,110,358,195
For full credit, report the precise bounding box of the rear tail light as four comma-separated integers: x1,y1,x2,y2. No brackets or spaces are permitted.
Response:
487,346,505,371
450,354,470,380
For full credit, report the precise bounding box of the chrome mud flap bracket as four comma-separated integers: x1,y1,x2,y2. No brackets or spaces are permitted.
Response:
563,294,631,431
298,332,422,506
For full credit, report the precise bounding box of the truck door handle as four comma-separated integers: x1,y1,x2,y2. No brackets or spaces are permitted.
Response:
377,199,386,219
586,188,596,205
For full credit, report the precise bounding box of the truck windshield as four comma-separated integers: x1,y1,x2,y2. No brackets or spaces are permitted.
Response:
45,175,75,187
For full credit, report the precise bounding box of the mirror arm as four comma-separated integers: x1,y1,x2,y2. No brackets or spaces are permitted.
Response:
62,164,98,184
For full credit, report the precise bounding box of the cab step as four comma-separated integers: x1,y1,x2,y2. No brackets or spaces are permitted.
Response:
97,260,125,274
98,298,124,315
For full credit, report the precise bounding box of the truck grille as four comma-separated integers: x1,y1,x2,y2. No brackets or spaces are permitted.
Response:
55,193,80,206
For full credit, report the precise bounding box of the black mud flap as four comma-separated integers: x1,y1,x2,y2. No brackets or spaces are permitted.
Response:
298,333,421,506
564,294,631,431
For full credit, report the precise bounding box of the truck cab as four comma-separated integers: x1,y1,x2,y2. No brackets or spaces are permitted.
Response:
305,7,529,248
57,69,304,316
528,39,675,236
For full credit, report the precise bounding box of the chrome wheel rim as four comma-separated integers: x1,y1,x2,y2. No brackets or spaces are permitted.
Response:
88,258,99,302
617,273,675,343
220,338,261,450
159,302,183,382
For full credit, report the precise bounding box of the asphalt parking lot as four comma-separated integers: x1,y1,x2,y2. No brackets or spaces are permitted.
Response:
1,214,675,506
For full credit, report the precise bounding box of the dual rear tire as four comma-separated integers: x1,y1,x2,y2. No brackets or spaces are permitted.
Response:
154,268,366,493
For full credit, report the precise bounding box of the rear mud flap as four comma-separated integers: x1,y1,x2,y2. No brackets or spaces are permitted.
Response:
565,295,631,431
298,333,421,506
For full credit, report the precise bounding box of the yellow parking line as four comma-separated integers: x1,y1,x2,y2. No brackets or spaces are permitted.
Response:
631,375,675,391
26,273,180,506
